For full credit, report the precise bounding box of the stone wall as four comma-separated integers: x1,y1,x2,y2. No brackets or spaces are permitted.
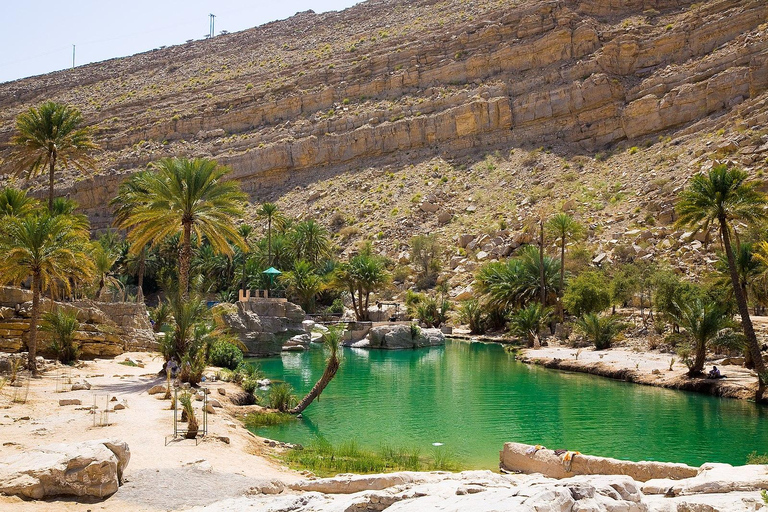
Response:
0,287,156,359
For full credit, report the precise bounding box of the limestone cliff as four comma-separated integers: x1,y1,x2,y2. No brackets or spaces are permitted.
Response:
0,0,766,232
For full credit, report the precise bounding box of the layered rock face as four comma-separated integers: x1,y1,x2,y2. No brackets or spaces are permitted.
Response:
215,300,305,356
0,287,155,358
0,0,766,229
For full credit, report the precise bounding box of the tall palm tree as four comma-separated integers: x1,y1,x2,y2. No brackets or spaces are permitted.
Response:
677,164,768,400
289,219,331,266
112,171,153,302
118,158,247,299
289,325,343,415
9,101,98,212
333,248,390,321
672,298,729,376
0,213,94,373
546,213,583,321
257,203,281,268
0,188,38,217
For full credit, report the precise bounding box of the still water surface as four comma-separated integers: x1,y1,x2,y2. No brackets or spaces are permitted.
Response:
251,339,766,468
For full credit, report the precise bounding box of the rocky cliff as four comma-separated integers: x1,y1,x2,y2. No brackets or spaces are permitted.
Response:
0,0,767,233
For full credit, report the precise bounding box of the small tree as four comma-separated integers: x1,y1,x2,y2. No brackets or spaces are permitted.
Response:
672,298,729,376
562,271,610,317
333,246,390,321
458,299,485,334
40,308,80,364
509,303,551,348
411,234,441,289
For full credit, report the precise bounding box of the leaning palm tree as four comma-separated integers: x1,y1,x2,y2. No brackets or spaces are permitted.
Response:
289,325,343,415
118,158,247,299
9,101,98,211
0,213,94,374
672,298,729,376
676,164,768,400
546,213,583,321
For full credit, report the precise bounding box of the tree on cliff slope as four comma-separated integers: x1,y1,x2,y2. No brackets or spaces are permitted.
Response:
546,213,583,322
118,158,247,299
9,101,98,212
0,213,93,374
676,164,768,400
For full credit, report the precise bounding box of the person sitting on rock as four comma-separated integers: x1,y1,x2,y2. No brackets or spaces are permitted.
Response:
707,366,721,379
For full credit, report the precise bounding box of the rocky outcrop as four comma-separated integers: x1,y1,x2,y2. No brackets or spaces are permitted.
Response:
215,300,305,356
189,466,768,511
501,441,698,481
0,1,766,230
0,439,130,499
365,324,445,349
0,287,155,358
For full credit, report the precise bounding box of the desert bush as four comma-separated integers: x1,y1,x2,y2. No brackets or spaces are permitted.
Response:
40,308,80,364
269,383,296,412
563,271,611,317
208,340,244,370
576,313,623,350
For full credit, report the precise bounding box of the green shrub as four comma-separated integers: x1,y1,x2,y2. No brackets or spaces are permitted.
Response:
576,313,623,350
40,308,80,365
244,410,295,427
563,271,611,317
269,383,296,412
747,451,768,464
458,299,485,334
208,340,244,370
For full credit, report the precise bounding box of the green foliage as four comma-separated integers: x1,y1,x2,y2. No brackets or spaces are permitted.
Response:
269,383,296,412
576,313,623,350
280,260,324,313
747,452,768,464
208,340,244,370
458,299,485,334
281,440,459,477
289,219,331,265
0,187,37,217
508,303,551,347
409,322,421,339
563,271,611,317
332,244,389,320
178,391,199,438
410,234,441,289
415,294,450,328
672,297,730,375
40,307,80,364
244,410,295,427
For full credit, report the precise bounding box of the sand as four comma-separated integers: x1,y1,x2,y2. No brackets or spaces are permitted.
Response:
0,352,301,512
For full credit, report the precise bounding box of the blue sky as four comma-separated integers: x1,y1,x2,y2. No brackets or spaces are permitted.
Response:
2,1,360,84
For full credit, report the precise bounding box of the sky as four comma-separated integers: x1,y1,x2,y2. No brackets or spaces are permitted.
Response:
2,1,361,84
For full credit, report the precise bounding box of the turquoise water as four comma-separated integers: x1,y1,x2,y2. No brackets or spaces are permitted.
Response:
250,339,767,469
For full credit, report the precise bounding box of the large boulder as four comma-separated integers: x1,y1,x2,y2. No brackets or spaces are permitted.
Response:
215,301,306,356
0,439,130,499
366,325,445,349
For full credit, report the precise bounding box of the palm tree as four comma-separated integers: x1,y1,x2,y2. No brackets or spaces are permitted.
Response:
676,164,768,400
280,260,323,313
289,325,343,414
575,313,622,350
0,188,38,217
112,171,153,302
714,242,760,307
92,243,120,300
118,158,247,299
672,298,729,376
257,203,281,268
333,248,390,321
0,213,94,373
9,101,98,211
289,219,331,266
509,303,551,348
547,213,583,321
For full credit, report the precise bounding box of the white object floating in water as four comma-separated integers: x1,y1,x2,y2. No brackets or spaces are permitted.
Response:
432,442,444,446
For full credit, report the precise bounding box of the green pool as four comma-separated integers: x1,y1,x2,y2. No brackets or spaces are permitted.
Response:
250,339,767,469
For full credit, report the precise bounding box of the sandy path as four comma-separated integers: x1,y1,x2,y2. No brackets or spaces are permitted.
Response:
0,352,301,511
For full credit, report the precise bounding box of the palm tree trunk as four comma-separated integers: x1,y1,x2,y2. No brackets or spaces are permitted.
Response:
692,338,707,375
288,356,340,414
28,272,41,375
559,235,566,322
137,247,145,303
180,222,192,300
720,216,766,401
48,150,57,212
267,217,272,268
539,219,546,305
